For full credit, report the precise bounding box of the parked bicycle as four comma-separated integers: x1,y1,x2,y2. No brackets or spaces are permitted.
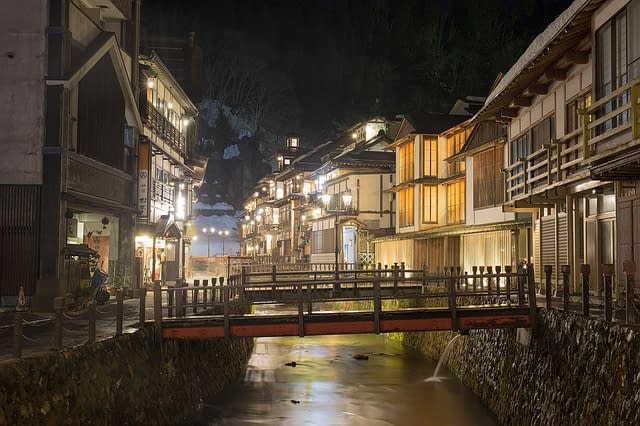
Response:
91,269,110,304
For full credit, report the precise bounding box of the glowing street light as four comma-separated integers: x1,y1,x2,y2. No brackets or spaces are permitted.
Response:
202,227,215,257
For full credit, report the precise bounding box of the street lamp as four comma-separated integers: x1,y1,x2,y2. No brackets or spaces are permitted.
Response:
219,229,230,255
322,190,353,279
202,227,215,257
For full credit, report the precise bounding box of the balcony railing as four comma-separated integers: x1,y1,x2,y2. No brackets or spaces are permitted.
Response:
504,78,640,202
505,128,587,202
142,102,186,155
583,77,639,162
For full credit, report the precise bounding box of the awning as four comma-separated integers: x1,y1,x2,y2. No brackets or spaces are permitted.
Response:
590,149,640,180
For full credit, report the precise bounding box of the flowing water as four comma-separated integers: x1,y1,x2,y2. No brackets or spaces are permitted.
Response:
185,333,498,425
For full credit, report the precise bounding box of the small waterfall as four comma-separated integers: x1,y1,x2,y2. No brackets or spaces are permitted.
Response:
425,334,464,382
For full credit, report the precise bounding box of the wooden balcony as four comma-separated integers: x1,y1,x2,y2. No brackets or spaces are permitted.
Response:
583,77,640,179
505,77,640,205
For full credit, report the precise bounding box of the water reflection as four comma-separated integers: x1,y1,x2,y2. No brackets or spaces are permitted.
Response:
188,334,498,426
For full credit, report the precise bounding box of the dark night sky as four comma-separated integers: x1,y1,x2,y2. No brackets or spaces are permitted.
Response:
142,0,573,144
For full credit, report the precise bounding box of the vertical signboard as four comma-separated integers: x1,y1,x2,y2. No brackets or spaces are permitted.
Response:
138,141,150,220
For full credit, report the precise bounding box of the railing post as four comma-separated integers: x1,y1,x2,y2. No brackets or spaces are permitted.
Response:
223,285,230,338
602,263,614,322
88,302,96,343
472,266,478,292
561,265,570,312
168,285,174,318
271,264,277,300
624,261,636,324
116,288,124,336
495,266,502,299
544,265,553,309
580,264,590,317
211,277,218,303
486,266,493,295
393,263,399,295
193,279,199,314
457,266,463,291
517,265,526,306
298,283,304,337
479,266,486,295
202,279,208,310
13,311,24,358
422,264,427,294
373,277,381,334
175,283,183,319
153,281,162,340
527,265,537,325
54,297,65,349
181,280,188,317
138,288,147,325
448,272,458,332
505,265,512,301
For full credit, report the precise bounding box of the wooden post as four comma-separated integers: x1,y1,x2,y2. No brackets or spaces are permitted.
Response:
505,265,512,301
602,263,614,322
495,266,501,299
13,311,24,358
193,279,199,314
479,266,486,295
138,288,146,325
527,265,537,325
624,261,636,324
202,279,208,310
561,265,570,312
517,265,526,306
448,273,458,331
54,296,65,349
168,285,174,318
393,263,399,295
373,277,381,334
211,277,217,303
153,281,162,340
472,266,478,292
580,264,590,317
457,266,462,291
223,285,230,338
175,284,183,319
181,280,188,317
298,283,304,337
116,289,124,336
486,266,493,296
88,302,96,343
544,265,553,309
271,264,277,300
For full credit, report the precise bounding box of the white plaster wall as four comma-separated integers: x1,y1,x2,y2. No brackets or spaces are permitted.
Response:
0,0,47,184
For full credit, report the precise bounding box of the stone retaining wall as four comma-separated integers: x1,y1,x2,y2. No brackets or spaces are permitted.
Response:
0,327,253,425
401,309,640,425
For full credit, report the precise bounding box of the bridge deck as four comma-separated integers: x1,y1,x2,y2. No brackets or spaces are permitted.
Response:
153,265,537,340
161,305,532,339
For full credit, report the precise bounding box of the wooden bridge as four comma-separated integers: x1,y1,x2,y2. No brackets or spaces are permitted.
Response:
151,265,537,340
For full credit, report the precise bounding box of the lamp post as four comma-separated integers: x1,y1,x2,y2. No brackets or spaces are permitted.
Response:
322,191,353,281
219,229,229,255
202,227,215,257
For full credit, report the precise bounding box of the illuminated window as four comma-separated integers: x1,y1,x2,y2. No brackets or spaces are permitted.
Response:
398,141,414,183
398,186,414,227
447,129,468,176
423,138,437,177
447,181,465,224
422,185,437,223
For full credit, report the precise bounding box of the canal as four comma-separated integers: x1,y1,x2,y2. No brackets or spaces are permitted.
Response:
185,333,498,425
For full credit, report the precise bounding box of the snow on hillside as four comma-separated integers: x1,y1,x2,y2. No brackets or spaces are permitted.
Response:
191,212,240,257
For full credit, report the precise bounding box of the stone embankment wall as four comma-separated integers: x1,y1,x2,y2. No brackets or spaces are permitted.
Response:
402,309,640,425
0,327,253,425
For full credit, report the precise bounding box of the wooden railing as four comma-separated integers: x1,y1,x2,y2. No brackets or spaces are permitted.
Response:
153,265,538,339
583,77,640,161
